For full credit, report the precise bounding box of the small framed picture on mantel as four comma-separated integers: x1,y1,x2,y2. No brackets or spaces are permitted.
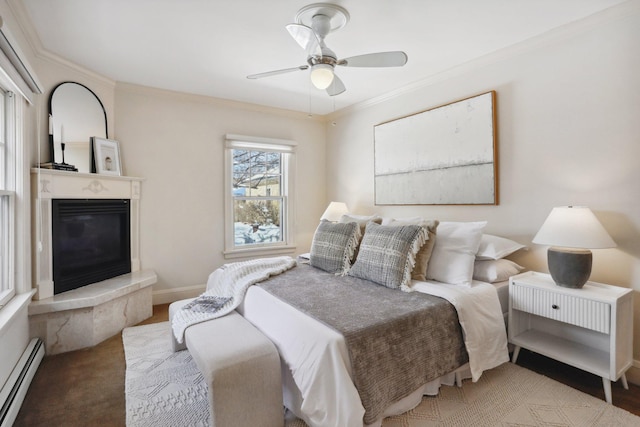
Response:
92,137,122,176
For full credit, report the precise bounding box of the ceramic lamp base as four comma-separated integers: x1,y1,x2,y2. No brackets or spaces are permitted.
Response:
547,247,592,288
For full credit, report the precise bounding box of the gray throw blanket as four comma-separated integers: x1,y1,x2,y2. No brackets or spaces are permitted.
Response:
171,256,297,343
259,263,468,425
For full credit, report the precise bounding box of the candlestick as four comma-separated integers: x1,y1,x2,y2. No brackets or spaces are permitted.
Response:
48,114,55,163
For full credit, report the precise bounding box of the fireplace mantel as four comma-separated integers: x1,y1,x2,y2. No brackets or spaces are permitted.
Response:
31,168,144,300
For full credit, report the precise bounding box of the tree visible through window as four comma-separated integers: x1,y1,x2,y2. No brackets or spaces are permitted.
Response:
232,149,284,246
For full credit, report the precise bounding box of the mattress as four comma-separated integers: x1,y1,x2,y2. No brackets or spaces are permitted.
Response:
494,279,509,317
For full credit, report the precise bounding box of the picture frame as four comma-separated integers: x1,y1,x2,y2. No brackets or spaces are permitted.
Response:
373,91,498,205
92,137,122,176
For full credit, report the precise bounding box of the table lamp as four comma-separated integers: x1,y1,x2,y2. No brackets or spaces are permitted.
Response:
320,202,349,222
532,206,616,288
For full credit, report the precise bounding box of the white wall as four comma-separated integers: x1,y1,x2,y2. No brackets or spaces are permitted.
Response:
325,6,640,378
113,83,327,302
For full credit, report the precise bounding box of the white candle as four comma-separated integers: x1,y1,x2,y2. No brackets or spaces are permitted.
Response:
48,114,53,135
61,124,64,144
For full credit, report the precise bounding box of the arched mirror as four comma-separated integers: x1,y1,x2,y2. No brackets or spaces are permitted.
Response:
48,82,108,173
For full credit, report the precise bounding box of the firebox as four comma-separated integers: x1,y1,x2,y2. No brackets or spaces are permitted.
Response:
51,199,131,294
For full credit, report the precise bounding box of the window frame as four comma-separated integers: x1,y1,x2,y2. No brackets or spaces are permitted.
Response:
0,88,16,308
223,134,297,259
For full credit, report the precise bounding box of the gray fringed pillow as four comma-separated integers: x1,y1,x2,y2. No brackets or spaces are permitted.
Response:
339,214,383,262
348,222,427,291
310,220,361,275
383,218,439,281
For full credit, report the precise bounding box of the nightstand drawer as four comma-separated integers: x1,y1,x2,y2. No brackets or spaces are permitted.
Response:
511,283,610,333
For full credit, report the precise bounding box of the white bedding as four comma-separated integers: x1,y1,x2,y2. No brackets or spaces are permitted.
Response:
236,271,509,427
410,279,509,381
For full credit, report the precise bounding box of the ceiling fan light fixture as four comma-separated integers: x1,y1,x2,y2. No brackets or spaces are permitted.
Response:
310,64,334,89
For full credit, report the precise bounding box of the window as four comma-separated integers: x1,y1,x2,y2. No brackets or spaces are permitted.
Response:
224,135,296,258
0,19,42,316
0,88,15,308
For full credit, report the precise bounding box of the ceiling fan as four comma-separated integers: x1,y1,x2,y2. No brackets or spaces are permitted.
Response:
247,3,408,96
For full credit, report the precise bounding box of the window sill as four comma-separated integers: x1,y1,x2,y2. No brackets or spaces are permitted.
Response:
0,290,36,337
223,245,297,260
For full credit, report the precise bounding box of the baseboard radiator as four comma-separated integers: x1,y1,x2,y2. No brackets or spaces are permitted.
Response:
0,338,44,427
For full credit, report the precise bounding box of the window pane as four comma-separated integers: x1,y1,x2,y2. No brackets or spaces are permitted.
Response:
232,149,282,198
233,199,282,246
264,174,281,196
0,194,9,299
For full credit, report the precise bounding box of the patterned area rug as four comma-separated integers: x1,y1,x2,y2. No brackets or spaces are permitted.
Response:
123,322,209,427
124,321,640,427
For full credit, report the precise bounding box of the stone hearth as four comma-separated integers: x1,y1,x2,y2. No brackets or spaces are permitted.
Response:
29,270,156,354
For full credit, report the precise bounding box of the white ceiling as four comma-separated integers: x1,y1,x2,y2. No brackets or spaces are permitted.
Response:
21,0,626,115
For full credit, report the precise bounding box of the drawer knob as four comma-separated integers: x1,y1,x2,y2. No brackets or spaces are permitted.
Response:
552,304,559,310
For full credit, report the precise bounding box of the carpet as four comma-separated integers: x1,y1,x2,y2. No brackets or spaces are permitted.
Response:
124,321,640,427
123,322,209,427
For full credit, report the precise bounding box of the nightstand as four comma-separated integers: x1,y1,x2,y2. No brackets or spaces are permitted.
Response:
509,271,633,404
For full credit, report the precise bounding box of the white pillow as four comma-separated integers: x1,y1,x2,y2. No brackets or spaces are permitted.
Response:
476,234,526,260
340,214,382,234
426,221,487,286
381,216,424,226
473,259,524,283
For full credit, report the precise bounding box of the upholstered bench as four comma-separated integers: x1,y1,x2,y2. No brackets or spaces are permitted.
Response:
169,299,283,427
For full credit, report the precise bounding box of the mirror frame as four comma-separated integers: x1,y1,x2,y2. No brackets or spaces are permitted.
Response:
48,81,108,170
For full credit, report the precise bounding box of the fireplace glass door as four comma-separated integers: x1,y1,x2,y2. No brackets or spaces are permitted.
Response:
52,199,131,294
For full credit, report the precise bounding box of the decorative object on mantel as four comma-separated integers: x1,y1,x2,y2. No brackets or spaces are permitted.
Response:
532,206,616,288
374,91,497,205
37,161,78,171
38,113,78,171
320,201,349,222
48,81,108,173
92,137,123,176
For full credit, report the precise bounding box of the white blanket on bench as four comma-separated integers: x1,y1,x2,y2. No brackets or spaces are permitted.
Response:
171,256,297,343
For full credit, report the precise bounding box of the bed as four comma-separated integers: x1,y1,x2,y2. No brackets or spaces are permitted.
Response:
237,219,524,426
237,267,508,427
177,218,524,427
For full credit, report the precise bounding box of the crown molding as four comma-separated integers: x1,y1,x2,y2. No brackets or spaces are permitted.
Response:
115,81,325,122
328,0,640,121
6,0,115,88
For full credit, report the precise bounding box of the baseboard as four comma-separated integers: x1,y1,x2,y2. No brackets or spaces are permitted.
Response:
152,284,205,305
0,338,45,427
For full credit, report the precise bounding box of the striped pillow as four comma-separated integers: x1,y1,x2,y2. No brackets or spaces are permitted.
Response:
348,222,427,291
310,220,360,275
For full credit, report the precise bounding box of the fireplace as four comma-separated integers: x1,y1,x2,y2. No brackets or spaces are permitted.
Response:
52,199,131,294
30,169,155,355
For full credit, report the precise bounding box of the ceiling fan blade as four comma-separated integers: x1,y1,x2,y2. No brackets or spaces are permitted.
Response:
339,51,408,68
326,75,346,96
286,23,320,55
247,65,309,79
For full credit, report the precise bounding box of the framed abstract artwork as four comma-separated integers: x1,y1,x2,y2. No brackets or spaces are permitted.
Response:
374,91,498,205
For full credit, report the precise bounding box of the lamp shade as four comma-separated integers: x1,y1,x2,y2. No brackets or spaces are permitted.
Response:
320,202,348,222
532,206,616,249
310,64,334,89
